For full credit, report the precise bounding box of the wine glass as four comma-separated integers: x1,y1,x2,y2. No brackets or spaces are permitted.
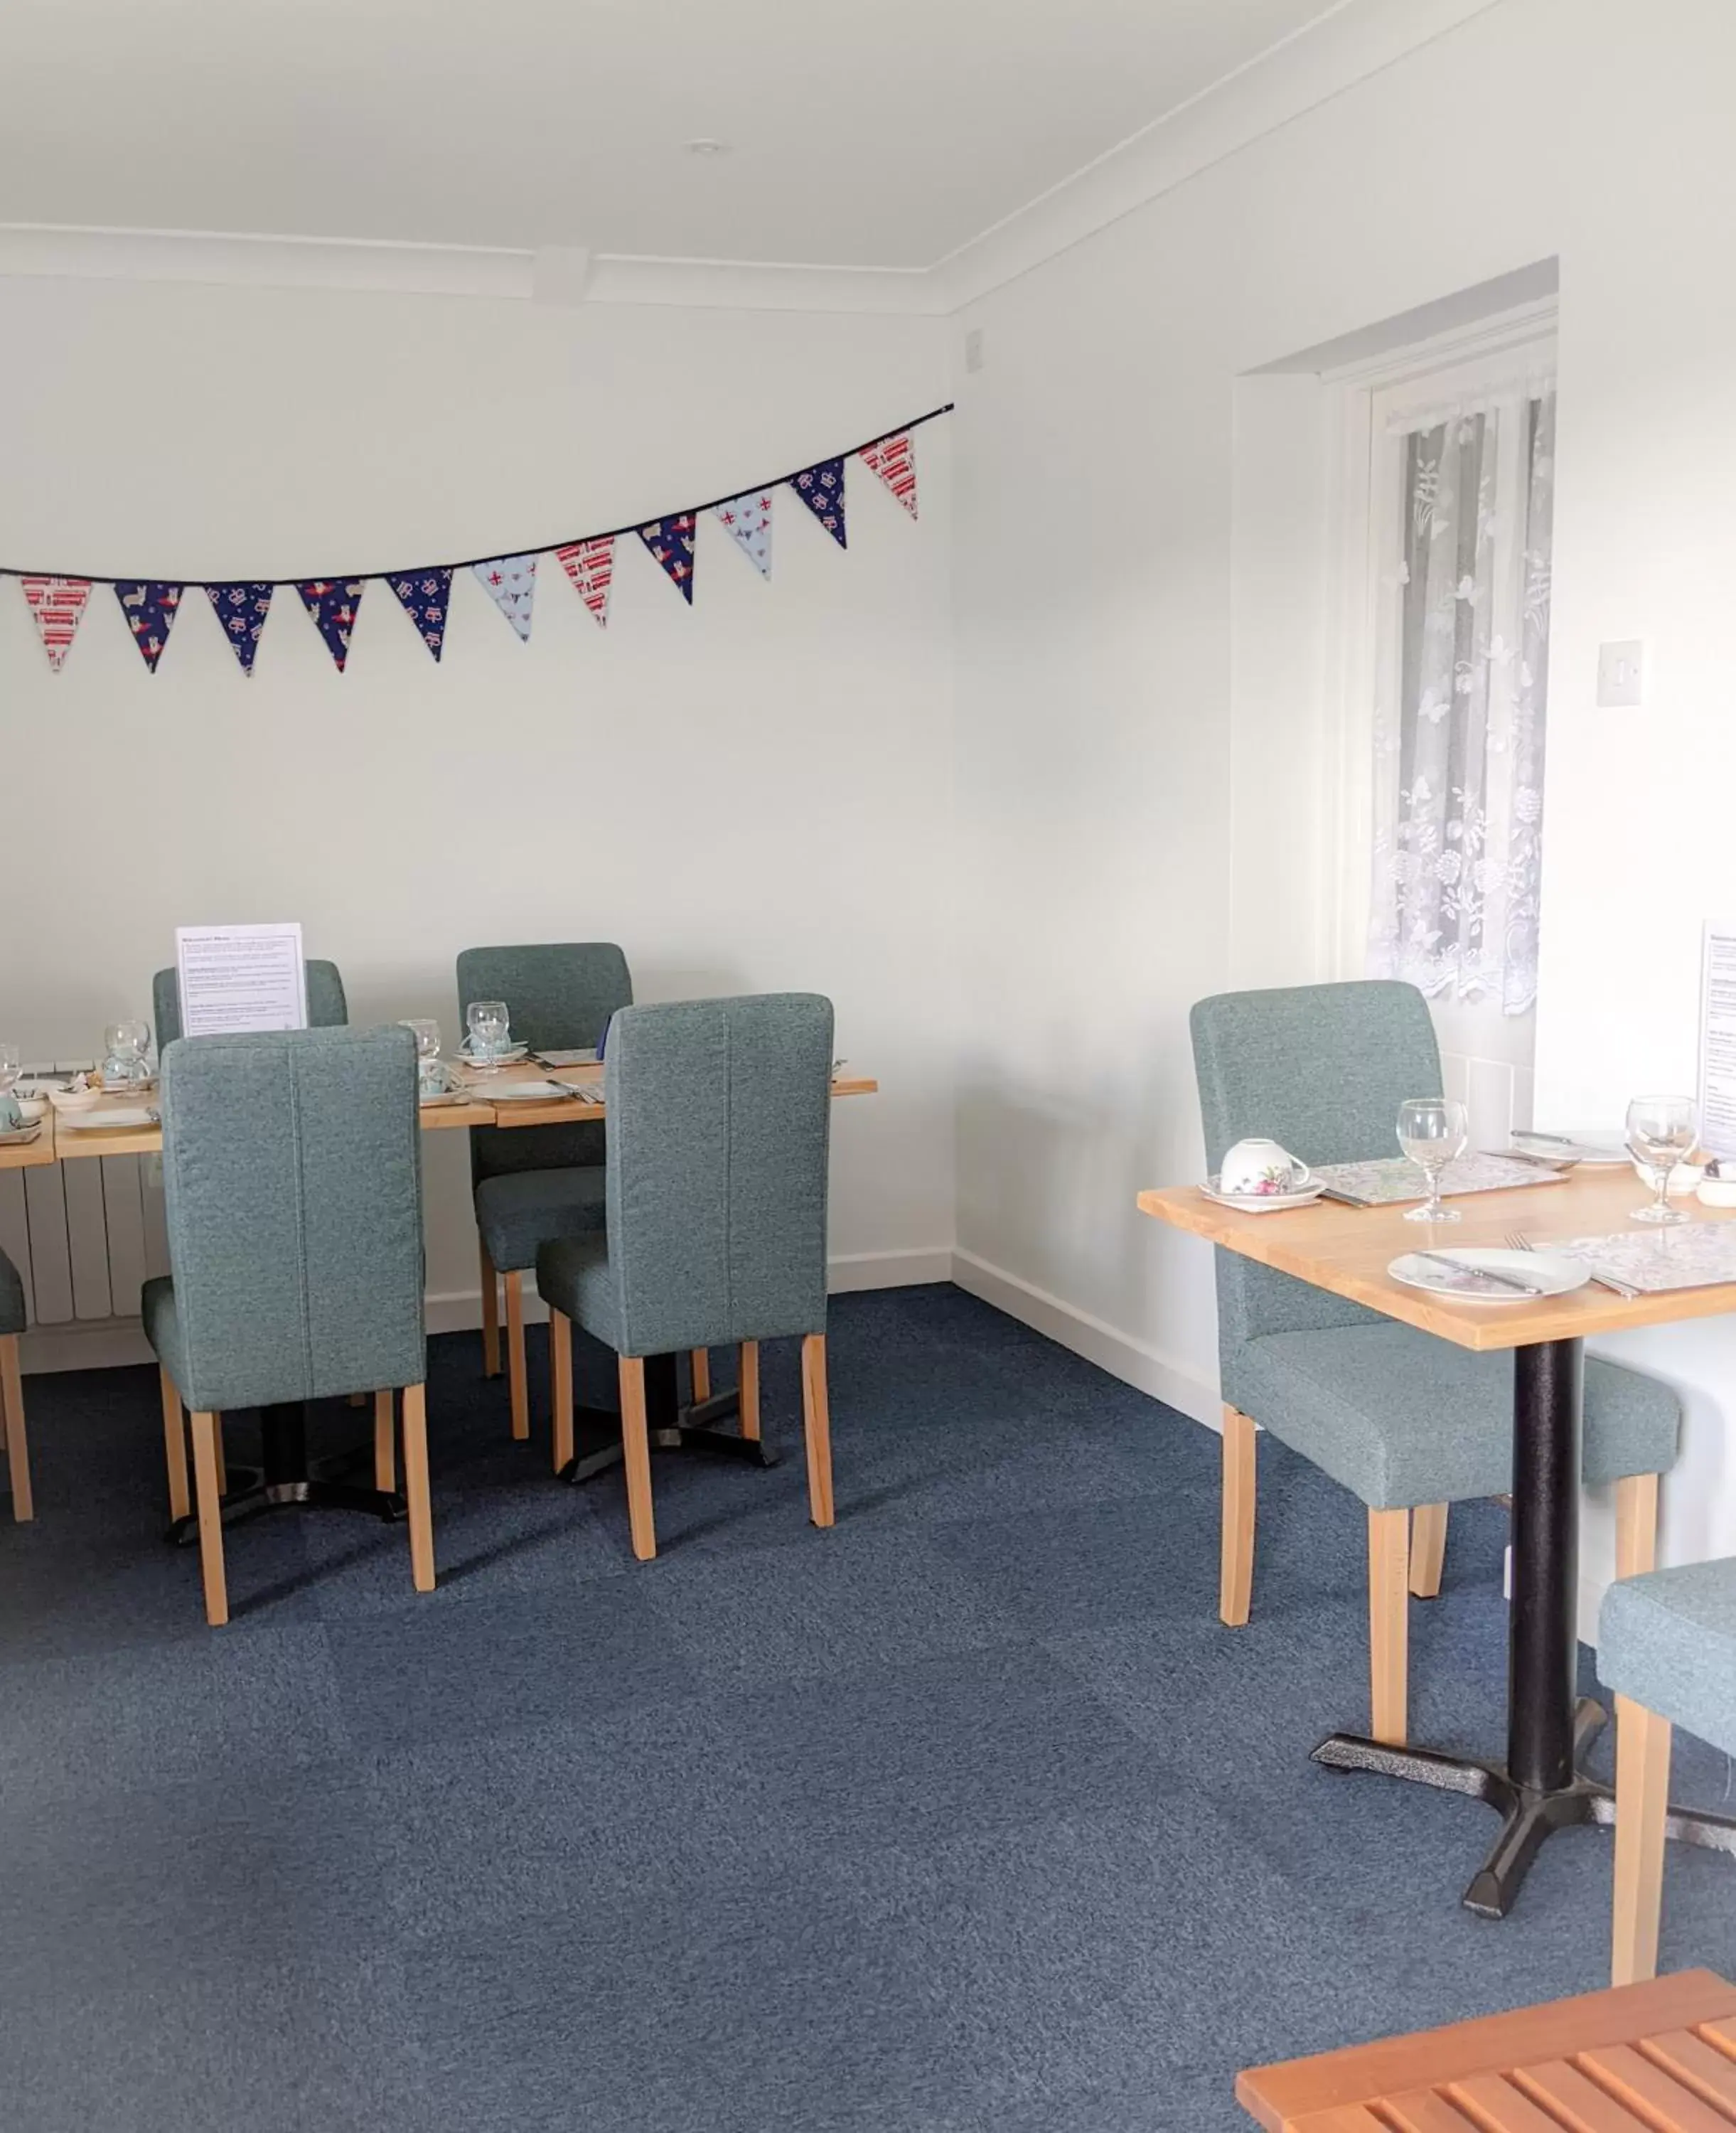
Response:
402,1018,442,1095
466,999,510,1065
102,1019,151,1089
1626,1094,1698,1226
0,1042,19,1097
1397,1096,1469,1222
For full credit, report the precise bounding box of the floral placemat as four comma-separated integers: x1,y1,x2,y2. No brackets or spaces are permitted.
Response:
1311,1154,1569,1207
1552,1223,1736,1297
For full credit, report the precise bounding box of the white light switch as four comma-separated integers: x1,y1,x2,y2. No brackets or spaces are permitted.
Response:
1597,640,1644,707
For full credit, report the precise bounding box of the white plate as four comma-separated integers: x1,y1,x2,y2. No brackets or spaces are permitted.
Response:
418,1088,471,1108
487,1079,580,1104
58,1106,157,1131
457,1043,528,1068
1511,1129,1629,1165
1388,1248,1589,1303
1201,1173,1324,1214
0,1124,41,1147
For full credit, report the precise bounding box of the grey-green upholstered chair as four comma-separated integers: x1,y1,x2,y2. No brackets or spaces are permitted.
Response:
0,1248,31,1521
152,958,349,1049
141,1024,433,1624
1600,1558,1736,1984
456,942,632,1455
1191,979,1680,1747
536,993,835,1560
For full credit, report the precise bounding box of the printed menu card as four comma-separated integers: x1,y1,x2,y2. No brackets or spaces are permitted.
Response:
173,922,309,1037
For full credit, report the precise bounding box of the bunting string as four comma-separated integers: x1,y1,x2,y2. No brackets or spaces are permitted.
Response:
0,403,950,676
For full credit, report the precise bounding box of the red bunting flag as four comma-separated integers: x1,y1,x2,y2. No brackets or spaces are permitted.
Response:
557,536,615,628
860,432,918,518
18,577,92,672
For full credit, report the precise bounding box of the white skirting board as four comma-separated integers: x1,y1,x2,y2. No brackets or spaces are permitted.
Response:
17,1244,958,1373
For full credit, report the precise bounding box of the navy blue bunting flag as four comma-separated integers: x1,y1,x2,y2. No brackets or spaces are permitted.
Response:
789,457,847,549
114,582,183,672
388,568,453,661
638,514,697,604
296,579,365,672
204,582,274,675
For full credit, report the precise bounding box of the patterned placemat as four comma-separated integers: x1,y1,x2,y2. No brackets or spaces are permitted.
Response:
1553,1222,1736,1296
1311,1154,1569,1207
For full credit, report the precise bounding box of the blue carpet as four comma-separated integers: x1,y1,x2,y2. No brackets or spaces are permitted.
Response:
1,1283,1733,2130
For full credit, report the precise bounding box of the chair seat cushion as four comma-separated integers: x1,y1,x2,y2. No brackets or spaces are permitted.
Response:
535,1236,620,1354
1600,1558,1736,1756
1227,1322,1680,1510
475,1167,607,1273
0,1248,23,1338
141,1276,188,1399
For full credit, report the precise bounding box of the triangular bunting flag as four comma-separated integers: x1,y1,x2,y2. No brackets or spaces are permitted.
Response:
18,577,92,672
472,555,537,641
388,568,454,661
789,458,847,548
555,537,614,628
712,491,773,579
204,582,274,676
638,515,696,604
297,579,365,672
114,582,183,673
860,432,918,518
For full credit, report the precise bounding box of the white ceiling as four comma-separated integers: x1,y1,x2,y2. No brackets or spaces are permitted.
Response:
0,0,1347,270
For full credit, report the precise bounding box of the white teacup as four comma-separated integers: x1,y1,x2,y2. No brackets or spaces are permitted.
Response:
1219,1137,1310,1197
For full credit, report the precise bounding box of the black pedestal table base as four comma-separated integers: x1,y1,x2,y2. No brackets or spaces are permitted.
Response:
557,1352,777,1486
167,1400,402,1546
1309,1335,1736,1915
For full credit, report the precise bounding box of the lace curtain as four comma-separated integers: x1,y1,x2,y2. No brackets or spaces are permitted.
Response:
1368,383,1555,1013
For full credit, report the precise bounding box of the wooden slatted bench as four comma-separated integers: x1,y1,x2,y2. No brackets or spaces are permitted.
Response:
1237,1969,1736,2131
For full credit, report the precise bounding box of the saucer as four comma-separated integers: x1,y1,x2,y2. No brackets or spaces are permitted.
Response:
456,1044,528,1069
58,1106,158,1132
0,1124,41,1148
1201,1174,1324,1214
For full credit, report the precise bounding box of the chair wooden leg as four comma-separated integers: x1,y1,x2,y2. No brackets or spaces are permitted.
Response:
739,1341,761,1442
479,1235,501,1378
1409,1502,1448,1599
1612,1693,1671,1985
800,1332,835,1529
618,1355,657,1561
211,1414,227,1497
1368,1507,1410,1748
1219,1405,1255,1627
1615,1472,1659,1579
188,1411,229,1627
373,1389,396,1492
503,1271,529,1441
550,1310,574,1475
401,1383,436,1593
159,1367,189,1524
1,1334,32,1524
690,1348,711,1404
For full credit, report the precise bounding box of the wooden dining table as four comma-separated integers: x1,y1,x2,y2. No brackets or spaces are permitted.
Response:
1140,1162,1736,1915
1,1055,879,1534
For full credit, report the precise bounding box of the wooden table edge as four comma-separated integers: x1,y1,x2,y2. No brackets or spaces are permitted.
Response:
1234,1970,1736,2131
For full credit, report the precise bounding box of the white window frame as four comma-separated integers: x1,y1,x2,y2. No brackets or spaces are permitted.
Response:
1319,296,1559,984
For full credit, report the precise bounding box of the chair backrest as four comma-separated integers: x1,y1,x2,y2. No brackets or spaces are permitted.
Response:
456,943,631,1182
153,958,348,1050
1190,980,1443,1347
604,993,833,1355
157,1024,424,1411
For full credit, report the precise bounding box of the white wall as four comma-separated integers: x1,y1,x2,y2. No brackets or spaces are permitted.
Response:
0,277,955,1327
950,0,1736,1604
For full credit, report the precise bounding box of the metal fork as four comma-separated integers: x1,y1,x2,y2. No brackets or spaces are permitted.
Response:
1505,1231,1533,1255
1509,1226,1633,1296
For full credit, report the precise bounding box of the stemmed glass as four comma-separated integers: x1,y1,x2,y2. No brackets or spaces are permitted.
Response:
102,1020,152,1089
466,1000,510,1065
402,1018,443,1096
1626,1094,1698,1226
1397,1096,1469,1222
0,1042,20,1098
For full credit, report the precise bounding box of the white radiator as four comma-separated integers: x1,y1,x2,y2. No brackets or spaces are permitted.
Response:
1,1062,169,1364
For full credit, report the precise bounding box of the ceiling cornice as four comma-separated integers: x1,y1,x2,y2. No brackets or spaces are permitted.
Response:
0,0,1504,321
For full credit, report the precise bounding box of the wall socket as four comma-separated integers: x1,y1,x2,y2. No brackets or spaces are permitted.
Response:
1596,639,1644,707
